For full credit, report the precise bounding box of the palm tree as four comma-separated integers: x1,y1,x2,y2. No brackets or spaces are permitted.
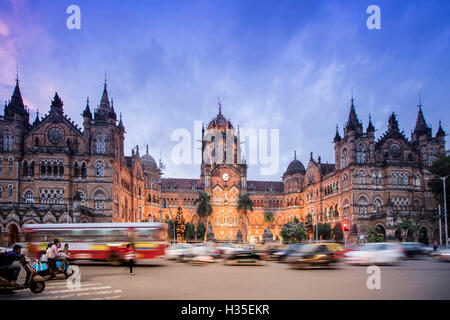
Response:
194,192,213,239
237,193,253,242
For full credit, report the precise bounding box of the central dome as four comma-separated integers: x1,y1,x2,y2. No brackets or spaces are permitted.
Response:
207,101,233,130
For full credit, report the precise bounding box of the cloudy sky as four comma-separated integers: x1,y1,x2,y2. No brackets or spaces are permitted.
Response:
0,0,449,181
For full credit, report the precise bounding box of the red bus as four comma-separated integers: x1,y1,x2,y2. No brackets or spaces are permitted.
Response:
23,222,168,265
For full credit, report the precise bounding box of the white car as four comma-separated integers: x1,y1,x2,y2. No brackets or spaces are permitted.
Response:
165,243,192,261
344,243,405,265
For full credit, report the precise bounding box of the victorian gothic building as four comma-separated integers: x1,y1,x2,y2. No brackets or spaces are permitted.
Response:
0,78,446,245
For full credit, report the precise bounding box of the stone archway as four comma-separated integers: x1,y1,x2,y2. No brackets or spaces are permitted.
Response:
418,226,429,245
395,229,402,241
7,224,20,246
375,224,386,241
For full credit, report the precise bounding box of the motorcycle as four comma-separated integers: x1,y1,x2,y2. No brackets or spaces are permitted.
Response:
33,256,74,280
0,256,46,294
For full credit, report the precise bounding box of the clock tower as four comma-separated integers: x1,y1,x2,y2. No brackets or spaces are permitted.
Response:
200,101,247,240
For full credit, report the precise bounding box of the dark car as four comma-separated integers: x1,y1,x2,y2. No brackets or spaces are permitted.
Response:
286,243,343,269
401,242,432,259
224,251,265,266
273,243,304,262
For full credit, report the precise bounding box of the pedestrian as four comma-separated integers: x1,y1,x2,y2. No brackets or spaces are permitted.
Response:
126,243,136,275
433,241,438,251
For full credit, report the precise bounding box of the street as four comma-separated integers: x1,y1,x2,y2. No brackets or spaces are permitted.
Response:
1,257,449,300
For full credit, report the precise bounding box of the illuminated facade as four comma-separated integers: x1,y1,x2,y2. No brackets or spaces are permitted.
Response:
0,79,446,245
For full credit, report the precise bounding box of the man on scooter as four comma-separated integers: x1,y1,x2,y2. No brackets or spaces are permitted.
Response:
0,245,24,287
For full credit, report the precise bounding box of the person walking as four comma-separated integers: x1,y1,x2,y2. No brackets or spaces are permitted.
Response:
125,243,136,275
433,241,438,251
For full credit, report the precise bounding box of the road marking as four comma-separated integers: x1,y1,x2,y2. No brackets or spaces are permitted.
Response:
46,282,103,289
47,285,111,294
91,295,121,300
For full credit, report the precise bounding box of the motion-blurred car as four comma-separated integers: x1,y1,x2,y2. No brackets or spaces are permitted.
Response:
165,243,192,261
181,243,221,262
286,243,343,269
217,243,243,258
401,242,432,259
344,243,405,265
273,243,304,262
431,249,450,262
224,250,265,266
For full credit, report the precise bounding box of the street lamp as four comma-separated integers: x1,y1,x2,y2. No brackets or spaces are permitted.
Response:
424,171,448,248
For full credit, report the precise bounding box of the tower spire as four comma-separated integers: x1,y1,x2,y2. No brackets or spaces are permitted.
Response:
218,97,222,115
294,150,296,160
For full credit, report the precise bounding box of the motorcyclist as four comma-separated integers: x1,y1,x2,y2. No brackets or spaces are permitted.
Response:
0,245,24,286
49,239,65,275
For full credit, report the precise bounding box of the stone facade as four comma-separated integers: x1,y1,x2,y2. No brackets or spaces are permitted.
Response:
0,79,446,245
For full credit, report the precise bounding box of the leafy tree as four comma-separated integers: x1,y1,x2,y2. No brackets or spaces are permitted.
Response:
303,213,314,239
194,192,213,240
368,226,385,243
165,217,175,241
429,153,450,230
280,221,306,244
332,222,344,241
264,211,274,224
196,222,206,240
317,223,332,240
395,219,419,241
184,222,196,241
429,153,450,202
174,206,186,241
237,193,254,242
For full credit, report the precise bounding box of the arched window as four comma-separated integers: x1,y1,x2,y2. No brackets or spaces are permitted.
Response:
427,147,436,166
95,161,105,177
81,163,87,178
25,190,34,204
34,137,39,147
74,163,80,177
94,131,106,154
358,169,367,185
8,185,13,198
373,198,382,213
415,174,421,187
357,196,368,215
23,161,28,176
356,143,367,164
341,148,348,168
93,189,106,210
1,128,13,151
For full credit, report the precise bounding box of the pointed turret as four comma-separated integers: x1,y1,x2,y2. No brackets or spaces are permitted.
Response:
366,114,375,133
334,125,341,142
388,112,399,132
82,97,92,119
100,82,111,110
344,98,363,136
110,98,117,119
118,112,125,131
436,120,446,138
32,110,40,126
4,79,27,118
50,92,64,115
412,104,431,140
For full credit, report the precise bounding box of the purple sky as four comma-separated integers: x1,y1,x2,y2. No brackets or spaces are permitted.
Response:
0,0,449,180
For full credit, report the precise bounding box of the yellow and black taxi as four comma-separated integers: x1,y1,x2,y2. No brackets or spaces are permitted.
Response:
286,243,343,269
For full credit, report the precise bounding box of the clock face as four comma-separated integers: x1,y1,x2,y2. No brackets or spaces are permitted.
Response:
389,144,401,159
222,172,229,182
48,127,63,145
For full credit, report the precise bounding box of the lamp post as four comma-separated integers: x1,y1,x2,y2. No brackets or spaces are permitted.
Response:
424,171,448,248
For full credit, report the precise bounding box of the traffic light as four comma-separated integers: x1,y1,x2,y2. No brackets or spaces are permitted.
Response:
343,221,349,231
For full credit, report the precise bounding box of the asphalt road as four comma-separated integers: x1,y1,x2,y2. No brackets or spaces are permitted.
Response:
2,257,449,300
